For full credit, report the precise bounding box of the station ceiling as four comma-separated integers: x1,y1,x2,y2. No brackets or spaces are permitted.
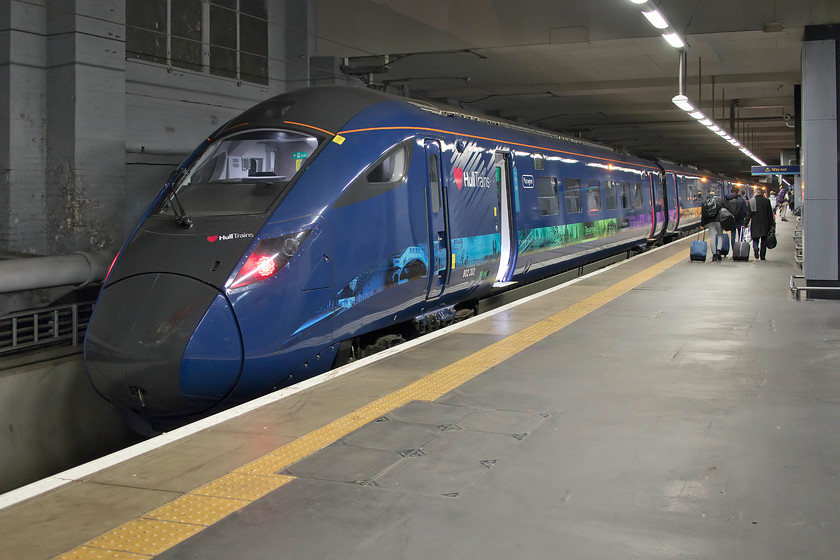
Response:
312,0,840,179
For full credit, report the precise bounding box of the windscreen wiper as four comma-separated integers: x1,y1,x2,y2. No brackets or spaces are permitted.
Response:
170,190,193,229
165,168,193,229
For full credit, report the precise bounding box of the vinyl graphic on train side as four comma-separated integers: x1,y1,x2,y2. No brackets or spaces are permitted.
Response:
518,219,619,255
334,233,502,312
450,141,495,191
206,232,255,242
454,167,493,189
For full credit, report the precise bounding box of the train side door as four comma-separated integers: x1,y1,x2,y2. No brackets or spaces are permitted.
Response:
665,172,680,232
652,172,665,238
646,173,656,239
424,140,450,299
494,152,517,283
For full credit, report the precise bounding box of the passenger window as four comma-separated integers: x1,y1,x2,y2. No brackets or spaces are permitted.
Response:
429,154,441,213
333,139,413,209
686,178,701,200
537,176,559,216
620,181,632,209
534,154,544,170
633,182,644,208
564,178,582,214
586,180,602,212
367,145,408,184
605,180,618,210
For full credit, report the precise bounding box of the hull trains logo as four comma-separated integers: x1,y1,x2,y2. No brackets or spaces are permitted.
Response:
207,232,254,242
453,167,492,190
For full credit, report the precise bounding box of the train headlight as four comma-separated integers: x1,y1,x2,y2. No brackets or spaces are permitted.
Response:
281,236,301,258
228,230,311,290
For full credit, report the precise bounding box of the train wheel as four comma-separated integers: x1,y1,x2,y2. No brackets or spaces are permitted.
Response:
360,334,405,358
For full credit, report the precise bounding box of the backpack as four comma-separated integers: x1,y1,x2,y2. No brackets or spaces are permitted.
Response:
718,207,735,231
701,195,721,221
722,197,743,220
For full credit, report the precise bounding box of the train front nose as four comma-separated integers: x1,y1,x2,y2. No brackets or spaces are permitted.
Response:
84,273,243,417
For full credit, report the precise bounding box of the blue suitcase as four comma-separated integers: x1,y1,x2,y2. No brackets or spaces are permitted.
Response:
690,231,707,262
718,234,730,257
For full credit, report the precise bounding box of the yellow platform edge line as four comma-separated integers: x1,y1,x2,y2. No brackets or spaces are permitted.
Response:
52,247,687,560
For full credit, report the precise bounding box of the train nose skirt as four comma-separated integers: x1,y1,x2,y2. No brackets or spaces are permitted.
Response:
85,273,243,417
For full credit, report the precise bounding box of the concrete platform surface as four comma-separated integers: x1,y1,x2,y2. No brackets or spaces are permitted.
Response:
2,217,838,560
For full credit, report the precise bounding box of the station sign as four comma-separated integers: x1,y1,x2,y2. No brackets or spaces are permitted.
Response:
521,174,534,188
751,165,800,175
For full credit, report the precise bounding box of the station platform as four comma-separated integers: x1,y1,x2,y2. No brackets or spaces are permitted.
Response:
2,216,839,560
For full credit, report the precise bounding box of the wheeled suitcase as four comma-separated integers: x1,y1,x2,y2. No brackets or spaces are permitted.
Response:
733,226,750,261
690,230,708,262
718,233,730,257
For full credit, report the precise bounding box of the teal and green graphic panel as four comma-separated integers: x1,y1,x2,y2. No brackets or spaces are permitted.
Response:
451,233,501,269
518,219,619,255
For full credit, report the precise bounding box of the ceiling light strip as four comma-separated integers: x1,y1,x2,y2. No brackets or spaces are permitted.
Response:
628,0,686,49
671,94,766,165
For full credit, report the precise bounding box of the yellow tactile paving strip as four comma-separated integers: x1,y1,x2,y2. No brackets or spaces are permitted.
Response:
54,248,687,559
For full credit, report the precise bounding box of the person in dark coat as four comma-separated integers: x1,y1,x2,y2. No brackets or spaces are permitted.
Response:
700,189,724,261
749,191,775,260
724,187,749,251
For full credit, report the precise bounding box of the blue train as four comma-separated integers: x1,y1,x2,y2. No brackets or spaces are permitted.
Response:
84,85,733,431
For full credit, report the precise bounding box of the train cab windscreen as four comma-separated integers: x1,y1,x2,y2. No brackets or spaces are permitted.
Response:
160,130,320,217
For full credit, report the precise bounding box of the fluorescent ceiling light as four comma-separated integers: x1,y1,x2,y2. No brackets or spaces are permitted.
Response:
671,94,695,112
629,0,648,4
674,92,759,164
662,32,685,48
642,9,669,29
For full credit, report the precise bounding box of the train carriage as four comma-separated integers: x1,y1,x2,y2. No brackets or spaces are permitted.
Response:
84,85,716,430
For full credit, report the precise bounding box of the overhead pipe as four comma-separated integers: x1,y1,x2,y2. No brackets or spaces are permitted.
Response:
711,76,715,121
698,57,702,115
730,99,740,137
0,251,114,293
678,50,687,96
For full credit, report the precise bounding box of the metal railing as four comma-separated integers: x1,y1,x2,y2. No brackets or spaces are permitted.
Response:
789,274,840,301
0,302,95,356
793,218,803,269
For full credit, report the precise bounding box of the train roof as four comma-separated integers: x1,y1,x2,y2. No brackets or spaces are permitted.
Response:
216,85,639,162
215,86,385,139
400,96,625,156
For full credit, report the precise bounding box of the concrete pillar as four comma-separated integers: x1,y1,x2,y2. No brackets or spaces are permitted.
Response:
0,0,126,256
278,0,313,92
44,0,126,254
0,1,49,255
802,25,840,296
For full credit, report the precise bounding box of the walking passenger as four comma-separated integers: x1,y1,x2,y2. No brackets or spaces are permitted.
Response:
723,187,748,251
700,189,724,261
749,190,775,261
777,185,790,221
